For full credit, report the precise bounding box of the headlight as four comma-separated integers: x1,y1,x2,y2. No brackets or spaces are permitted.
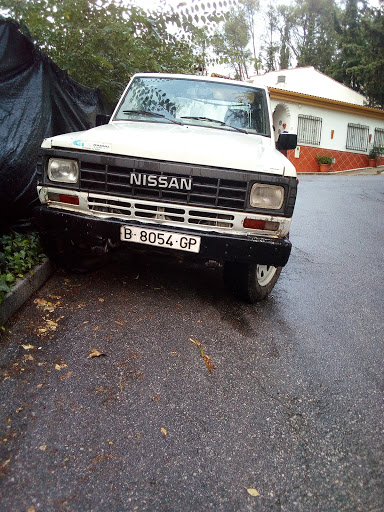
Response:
47,158,79,183
249,184,284,209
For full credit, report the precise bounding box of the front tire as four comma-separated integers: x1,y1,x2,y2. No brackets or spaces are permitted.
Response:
223,262,282,303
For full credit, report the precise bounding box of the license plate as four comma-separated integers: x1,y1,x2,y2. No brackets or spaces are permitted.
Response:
120,226,201,253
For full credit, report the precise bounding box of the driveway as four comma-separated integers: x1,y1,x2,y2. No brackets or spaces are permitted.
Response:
0,175,383,511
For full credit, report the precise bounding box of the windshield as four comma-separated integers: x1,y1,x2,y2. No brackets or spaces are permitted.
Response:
114,76,271,137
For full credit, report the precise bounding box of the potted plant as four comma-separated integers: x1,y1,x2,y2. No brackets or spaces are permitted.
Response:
316,155,333,172
368,146,382,167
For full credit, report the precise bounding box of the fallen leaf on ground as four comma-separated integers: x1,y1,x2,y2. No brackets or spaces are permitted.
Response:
15,407,23,413
189,338,216,374
92,454,114,464
37,316,64,337
88,349,106,358
94,386,108,392
189,337,202,347
202,353,217,374
98,298,104,302
39,445,47,451
0,458,11,470
34,298,59,312
115,320,124,326
24,354,34,361
22,344,35,350
54,364,68,370
36,383,44,389
247,488,260,497
60,371,73,380
27,506,36,512
160,427,167,438
153,395,160,402
46,319,59,330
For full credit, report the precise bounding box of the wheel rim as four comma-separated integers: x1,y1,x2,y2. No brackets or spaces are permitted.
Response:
256,265,277,287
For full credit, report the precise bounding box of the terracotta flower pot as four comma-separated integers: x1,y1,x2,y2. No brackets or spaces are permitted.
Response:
319,164,330,172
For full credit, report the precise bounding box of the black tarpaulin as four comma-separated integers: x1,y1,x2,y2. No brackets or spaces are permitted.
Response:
0,18,105,227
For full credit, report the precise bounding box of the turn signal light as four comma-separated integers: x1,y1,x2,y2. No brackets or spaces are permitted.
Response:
243,218,279,231
243,218,266,230
58,194,79,205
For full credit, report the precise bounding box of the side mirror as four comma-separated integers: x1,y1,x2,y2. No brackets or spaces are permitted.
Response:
277,132,297,150
96,114,111,127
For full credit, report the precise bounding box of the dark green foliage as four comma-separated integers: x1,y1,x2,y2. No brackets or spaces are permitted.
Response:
1,0,382,107
350,5,384,107
258,0,384,108
0,232,45,304
212,8,252,79
0,0,200,109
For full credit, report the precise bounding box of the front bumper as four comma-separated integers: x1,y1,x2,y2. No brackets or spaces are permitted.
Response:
34,206,292,267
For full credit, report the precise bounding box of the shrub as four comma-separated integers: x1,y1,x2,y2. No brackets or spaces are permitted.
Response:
368,146,383,160
316,155,333,165
0,232,45,305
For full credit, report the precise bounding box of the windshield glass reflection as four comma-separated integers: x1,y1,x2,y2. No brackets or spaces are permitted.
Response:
114,77,271,137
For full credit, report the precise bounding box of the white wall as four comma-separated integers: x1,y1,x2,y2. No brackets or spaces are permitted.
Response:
270,99,384,154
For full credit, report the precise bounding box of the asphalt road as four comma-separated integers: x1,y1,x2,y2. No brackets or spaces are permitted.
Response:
1,175,383,512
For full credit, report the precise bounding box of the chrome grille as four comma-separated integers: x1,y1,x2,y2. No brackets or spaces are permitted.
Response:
81,163,247,211
88,194,235,229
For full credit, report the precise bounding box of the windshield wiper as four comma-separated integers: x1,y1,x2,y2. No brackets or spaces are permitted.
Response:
181,116,226,125
122,110,183,125
180,116,248,134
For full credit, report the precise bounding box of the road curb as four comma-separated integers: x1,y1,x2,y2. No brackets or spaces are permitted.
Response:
298,166,384,176
0,259,55,326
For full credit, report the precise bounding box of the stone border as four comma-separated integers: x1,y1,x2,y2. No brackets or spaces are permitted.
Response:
0,259,55,326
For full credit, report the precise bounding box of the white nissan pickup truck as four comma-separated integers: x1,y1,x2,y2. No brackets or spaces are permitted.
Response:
35,73,298,302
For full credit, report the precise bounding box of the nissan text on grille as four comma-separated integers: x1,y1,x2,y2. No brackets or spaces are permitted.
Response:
35,73,298,302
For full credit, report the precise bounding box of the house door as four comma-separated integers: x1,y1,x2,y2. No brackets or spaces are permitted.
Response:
273,103,291,143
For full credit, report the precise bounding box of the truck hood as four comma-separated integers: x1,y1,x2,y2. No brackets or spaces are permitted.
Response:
42,121,296,177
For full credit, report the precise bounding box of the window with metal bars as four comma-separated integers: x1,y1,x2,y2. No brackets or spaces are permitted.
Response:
346,123,369,151
373,128,384,148
297,115,322,145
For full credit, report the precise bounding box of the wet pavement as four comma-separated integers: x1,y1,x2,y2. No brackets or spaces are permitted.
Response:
0,175,383,511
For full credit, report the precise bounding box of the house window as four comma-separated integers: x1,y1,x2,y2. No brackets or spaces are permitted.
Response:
373,128,384,148
346,123,369,151
297,115,322,145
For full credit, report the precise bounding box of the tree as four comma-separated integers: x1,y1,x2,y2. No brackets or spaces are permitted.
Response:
289,0,340,73
239,0,260,73
212,7,252,80
342,3,384,107
277,5,292,70
0,0,198,109
261,4,280,72
330,0,366,92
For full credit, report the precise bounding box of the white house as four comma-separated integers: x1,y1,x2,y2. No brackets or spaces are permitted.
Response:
249,67,384,172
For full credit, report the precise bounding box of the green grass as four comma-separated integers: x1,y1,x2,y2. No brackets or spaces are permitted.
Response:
0,232,45,305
